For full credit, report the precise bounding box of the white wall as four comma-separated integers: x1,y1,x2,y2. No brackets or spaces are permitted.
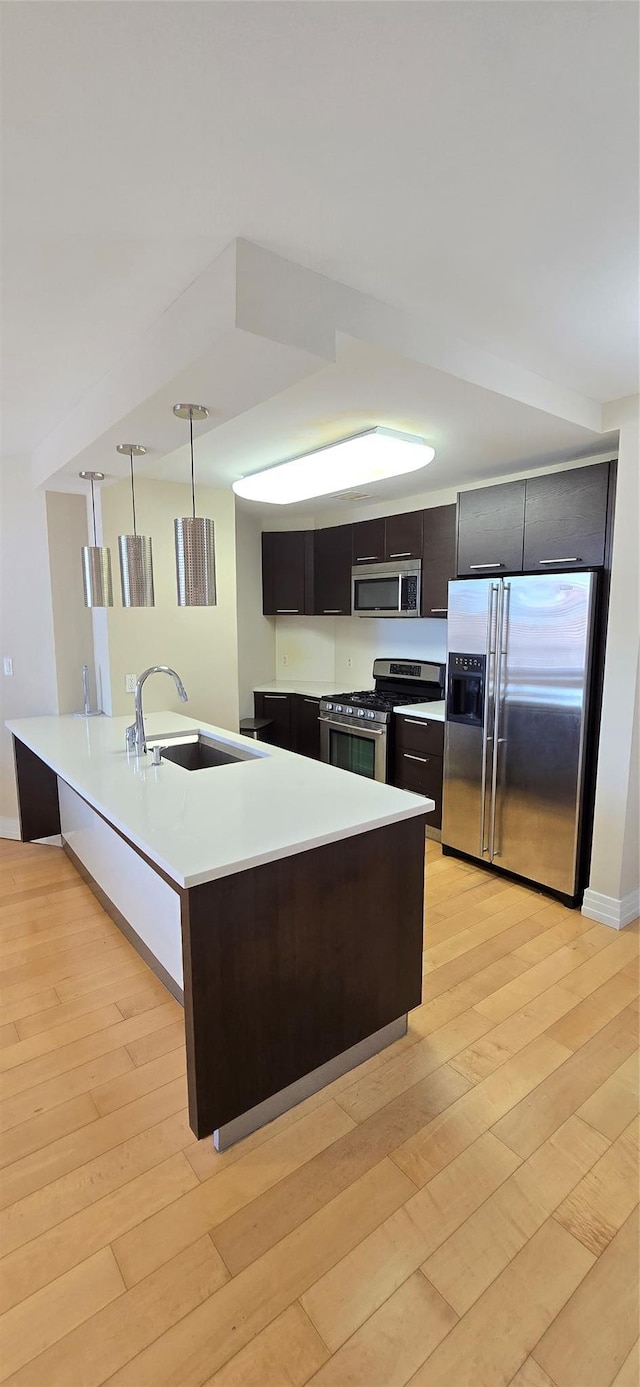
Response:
46,491,95,713
0,458,59,829
585,397,640,924
235,508,276,718
273,614,447,689
101,478,240,731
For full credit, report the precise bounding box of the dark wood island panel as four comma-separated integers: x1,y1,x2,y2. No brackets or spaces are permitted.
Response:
182,814,426,1138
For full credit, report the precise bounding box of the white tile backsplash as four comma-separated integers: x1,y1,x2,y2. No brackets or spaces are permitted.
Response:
274,615,447,690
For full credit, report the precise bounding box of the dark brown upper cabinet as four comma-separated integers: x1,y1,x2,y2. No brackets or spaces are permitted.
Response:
312,524,353,615
261,531,313,616
456,480,526,577
523,462,611,571
421,504,456,617
352,517,385,564
384,511,424,562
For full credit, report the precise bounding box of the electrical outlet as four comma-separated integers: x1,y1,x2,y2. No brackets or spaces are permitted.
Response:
281,653,288,666
125,673,136,693
347,657,353,669
3,657,13,676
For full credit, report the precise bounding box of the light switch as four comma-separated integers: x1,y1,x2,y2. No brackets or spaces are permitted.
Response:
3,657,13,676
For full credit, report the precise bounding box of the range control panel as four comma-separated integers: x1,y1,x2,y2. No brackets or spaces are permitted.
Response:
449,653,484,675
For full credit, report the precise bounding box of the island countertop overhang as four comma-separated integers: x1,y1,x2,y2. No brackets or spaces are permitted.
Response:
7,712,432,890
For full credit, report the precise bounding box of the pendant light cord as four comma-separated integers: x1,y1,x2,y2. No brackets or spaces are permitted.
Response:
129,452,137,535
190,411,196,519
90,478,97,546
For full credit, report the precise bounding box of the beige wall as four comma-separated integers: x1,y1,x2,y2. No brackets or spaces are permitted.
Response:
587,398,640,910
46,491,95,714
0,458,58,827
101,478,240,731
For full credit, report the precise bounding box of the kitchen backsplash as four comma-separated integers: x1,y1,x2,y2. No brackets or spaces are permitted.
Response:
275,616,448,688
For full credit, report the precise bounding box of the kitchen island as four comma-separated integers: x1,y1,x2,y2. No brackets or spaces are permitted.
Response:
8,712,431,1148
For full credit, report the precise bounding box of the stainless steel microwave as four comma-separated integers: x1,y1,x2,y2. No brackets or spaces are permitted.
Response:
351,559,421,617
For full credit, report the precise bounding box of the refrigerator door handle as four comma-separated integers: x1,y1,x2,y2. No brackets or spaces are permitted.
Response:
489,580,510,860
479,581,499,857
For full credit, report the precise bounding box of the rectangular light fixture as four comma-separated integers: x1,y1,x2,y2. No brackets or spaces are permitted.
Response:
231,427,435,505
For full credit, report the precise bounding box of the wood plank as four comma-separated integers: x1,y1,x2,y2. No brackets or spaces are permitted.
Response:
553,1116,639,1255
0,1246,124,1380
104,1159,416,1387
449,986,581,1082
300,1131,519,1352
407,1219,595,1387
304,1270,457,1387
91,1046,186,1116
393,1034,571,1187
0,986,59,1028
509,1360,557,1387
492,1003,638,1159
423,1115,608,1315
577,1052,639,1140
113,1100,356,1288
0,1046,135,1132
611,1344,640,1387
125,1019,185,1067
475,931,615,1024
6,1235,229,1387
0,1152,198,1315
560,930,639,999
534,1207,639,1387
545,970,639,1050
212,1064,470,1277
201,1304,329,1387
0,1002,124,1072
0,1022,18,1048
0,1092,99,1171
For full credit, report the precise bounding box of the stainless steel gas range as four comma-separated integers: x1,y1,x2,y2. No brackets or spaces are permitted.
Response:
319,659,445,783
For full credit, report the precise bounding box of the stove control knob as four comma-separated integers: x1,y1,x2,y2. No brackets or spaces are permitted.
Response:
357,708,365,717
366,710,376,720
325,703,333,711
345,706,353,715
334,704,343,714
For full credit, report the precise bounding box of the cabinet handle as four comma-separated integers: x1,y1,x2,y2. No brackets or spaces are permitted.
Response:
538,558,580,565
404,752,429,763
322,609,343,614
264,694,288,700
276,608,299,613
304,699,319,705
389,551,411,558
430,608,447,613
469,563,504,570
402,718,434,727
355,555,381,562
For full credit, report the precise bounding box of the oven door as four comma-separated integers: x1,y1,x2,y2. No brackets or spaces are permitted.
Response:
319,715,387,782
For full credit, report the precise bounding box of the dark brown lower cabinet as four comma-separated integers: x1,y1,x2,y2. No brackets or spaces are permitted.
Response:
253,692,321,759
392,714,444,829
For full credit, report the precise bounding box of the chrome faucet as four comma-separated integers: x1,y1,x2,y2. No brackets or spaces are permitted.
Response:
125,666,189,754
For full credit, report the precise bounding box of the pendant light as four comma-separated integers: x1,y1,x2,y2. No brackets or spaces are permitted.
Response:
80,471,113,608
173,404,216,607
116,444,155,607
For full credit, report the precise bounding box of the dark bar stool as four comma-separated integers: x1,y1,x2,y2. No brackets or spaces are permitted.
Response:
239,717,274,742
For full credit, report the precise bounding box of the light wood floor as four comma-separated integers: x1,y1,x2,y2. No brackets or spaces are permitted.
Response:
0,836,638,1387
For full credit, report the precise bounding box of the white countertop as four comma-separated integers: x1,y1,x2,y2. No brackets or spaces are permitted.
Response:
7,712,432,890
254,680,353,698
393,700,446,722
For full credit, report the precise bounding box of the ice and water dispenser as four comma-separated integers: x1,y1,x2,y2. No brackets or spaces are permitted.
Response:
446,653,486,726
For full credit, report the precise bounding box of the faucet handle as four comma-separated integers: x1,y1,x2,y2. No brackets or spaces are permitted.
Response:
125,724,137,750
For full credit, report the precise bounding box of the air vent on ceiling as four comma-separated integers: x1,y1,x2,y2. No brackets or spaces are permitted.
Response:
327,490,373,502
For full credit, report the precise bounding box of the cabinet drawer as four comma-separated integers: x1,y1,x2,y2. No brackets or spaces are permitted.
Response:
393,750,443,827
395,715,444,756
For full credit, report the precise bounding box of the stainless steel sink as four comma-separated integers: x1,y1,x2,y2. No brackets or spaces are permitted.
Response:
147,733,261,772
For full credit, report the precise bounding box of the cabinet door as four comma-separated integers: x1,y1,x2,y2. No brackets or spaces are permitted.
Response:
523,462,610,570
261,531,311,616
421,505,456,617
312,525,353,615
353,518,385,565
385,511,423,562
253,692,292,748
456,481,525,576
292,695,322,759
393,748,443,828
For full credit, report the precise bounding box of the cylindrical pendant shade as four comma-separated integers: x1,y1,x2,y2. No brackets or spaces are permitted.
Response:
81,545,113,608
174,516,216,606
118,534,155,608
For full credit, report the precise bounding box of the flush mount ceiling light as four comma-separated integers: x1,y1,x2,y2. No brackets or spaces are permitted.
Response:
116,444,155,608
231,428,435,505
173,404,217,607
79,471,113,608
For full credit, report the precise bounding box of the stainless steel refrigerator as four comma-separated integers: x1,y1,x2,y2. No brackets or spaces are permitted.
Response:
442,572,598,899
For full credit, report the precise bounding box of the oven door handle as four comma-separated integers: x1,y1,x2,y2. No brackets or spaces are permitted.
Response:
318,717,385,734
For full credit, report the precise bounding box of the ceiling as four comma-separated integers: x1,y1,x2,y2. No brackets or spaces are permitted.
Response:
1,1,638,467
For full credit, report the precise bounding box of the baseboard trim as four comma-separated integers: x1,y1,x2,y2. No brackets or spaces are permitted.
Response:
582,887,640,930
0,817,20,841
